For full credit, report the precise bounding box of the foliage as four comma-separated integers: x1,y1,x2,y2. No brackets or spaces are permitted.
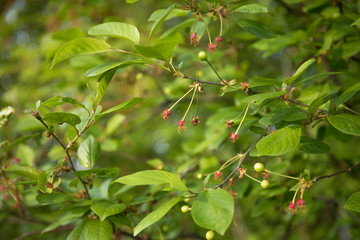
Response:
1,0,360,239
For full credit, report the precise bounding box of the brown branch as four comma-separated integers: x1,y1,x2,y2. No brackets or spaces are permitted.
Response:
214,135,263,189
313,162,360,182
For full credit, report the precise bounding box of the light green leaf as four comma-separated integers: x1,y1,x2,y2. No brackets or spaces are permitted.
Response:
297,137,331,154
95,69,116,105
308,84,329,114
134,41,177,61
51,38,111,68
77,135,101,169
149,3,176,39
148,8,188,21
66,219,89,240
43,112,81,127
96,97,144,119
336,82,360,106
42,96,87,110
88,22,140,44
126,0,139,3
86,219,113,240
191,189,234,235
2,164,39,180
86,61,143,77
52,27,85,41
256,125,302,156
234,3,268,13
241,91,286,104
259,108,299,125
249,76,282,88
114,170,187,191
344,192,360,213
73,167,120,178
36,193,72,204
236,18,276,39
327,114,360,136
133,197,180,236
91,201,126,221
284,58,316,85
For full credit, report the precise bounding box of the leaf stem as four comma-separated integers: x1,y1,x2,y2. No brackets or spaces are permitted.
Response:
265,169,300,180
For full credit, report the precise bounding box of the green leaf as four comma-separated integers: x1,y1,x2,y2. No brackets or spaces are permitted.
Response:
148,8,188,21
344,192,360,213
42,96,87,110
51,38,111,68
234,3,268,13
114,170,187,191
295,72,341,86
235,18,276,39
308,84,329,114
95,69,116,105
336,82,360,106
86,219,113,240
88,22,140,44
133,197,180,236
2,164,39,180
191,189,234,235
86,61,143,77
42,213,81,234
134,41,177,61
3,133,39,152
351,17,360,27
52,27,84,41
73,167,120,178
297,137,331,154
43,112,81,127
249,76,282,88
327,114,360,136
66,219,89,240
284,58,316,85
241,91,286,104
77,135,101,169
256,125,302,156
36,193,73,204
259,107,299,125
91,201,126,221
149,4,176,40
96,97,144,119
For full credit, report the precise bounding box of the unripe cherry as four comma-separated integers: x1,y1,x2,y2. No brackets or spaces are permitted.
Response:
254,162,265,172
261,180,270,189
181,205,190,213
206,230,215,240
198,51,207,61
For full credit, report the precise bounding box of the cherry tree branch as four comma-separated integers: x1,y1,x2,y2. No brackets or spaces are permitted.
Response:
214,135,263,189
313,162,360,182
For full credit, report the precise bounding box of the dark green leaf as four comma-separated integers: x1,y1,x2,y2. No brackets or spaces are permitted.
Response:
259,108,299,125
149,4,176,39
36,193,73,204
42,96,87,110
191,189,234,235
96,97,144,119
336,82,360,106
241,91,286,104
77,135,101,169
249,76,282,88
344,192,360,213
66,219,89,240
308,84,329,114
327,114,360,136
51,38,111,68
134,197,180,236
297,137,331,154
86,61,143,77
90,201,126,221
134,42,177,61
236,18,275,39
43,112,81,127
86,219,113,240
88,22,140,43
73,167,120,178
256,125,302,156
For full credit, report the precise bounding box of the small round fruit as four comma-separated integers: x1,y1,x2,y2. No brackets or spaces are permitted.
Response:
206,230,215,240
181,205,190,213
184,197,191,203
196,173,204,179
254,162,265,172
198,51,207,61
260,180,270,189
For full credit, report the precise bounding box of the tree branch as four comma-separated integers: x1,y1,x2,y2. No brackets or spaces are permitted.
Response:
182,74,223,86
313,162,360,182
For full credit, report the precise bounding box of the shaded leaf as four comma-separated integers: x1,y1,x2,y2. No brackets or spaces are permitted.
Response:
2,164,39,180
297,137,331,154
73,167,120,178
3,133,39,152
88,22,140,44
284,58,316,85
43,112,81,127
134,42,177,61
134,197,180,236
66,218,89,240
259,108,299,125
234,3,268,13
95,69,116,105
77,135,101,169
149,4,176,39
249,76,282,88
36,193,72,204
336,82,360,106
308,84,329,114
148,8,188,21
241,91,286,104
327,114,360,136
86,219,113,240
86,61,143,77
51,38,111,68
96,97,144,119
42,96,87,110
91,201,126,221
236,18,275,39
191,189,234,235
256,125,302,156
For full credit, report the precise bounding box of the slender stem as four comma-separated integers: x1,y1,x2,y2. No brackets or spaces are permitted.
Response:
292,185,301,203
234,103,250,135
285,99,328,114
205,59,228,86
219,154,242,171
204,22,212,43
219,13,223,36
214,135,263,189
182,74,223,86
168,87,195,111
181,85,198,121
244,172,261,183
265,169,300,180
313,162,360,182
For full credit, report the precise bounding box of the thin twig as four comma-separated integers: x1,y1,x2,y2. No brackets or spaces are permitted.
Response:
214,135,263,189
313,162,360,182
182,74,223,86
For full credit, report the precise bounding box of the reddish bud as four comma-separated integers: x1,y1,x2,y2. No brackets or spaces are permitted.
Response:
296,198,306,206
177,120,187,134
215,36,223,46
190,116,200,126
214,170,222,179
190,32,199,47
226,119,233,128
289,202,296,209
207,43,217,52
229,132,239,143
161,108,172,120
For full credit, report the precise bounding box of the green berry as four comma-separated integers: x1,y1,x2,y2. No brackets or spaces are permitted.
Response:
184,197,191,203
198,51,207,61
196,173,204,179
206,230,215,240
261,180,270,189
254,162,265,172
181,205,190,213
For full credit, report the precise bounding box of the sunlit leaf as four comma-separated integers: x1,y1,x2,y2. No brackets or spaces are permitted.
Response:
149,4,176,39
91,201,126,221
88,22,140,44
77,135,101,169
327,114,360,136
43,112,81,127
234,3,268,13
344,192,360,213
